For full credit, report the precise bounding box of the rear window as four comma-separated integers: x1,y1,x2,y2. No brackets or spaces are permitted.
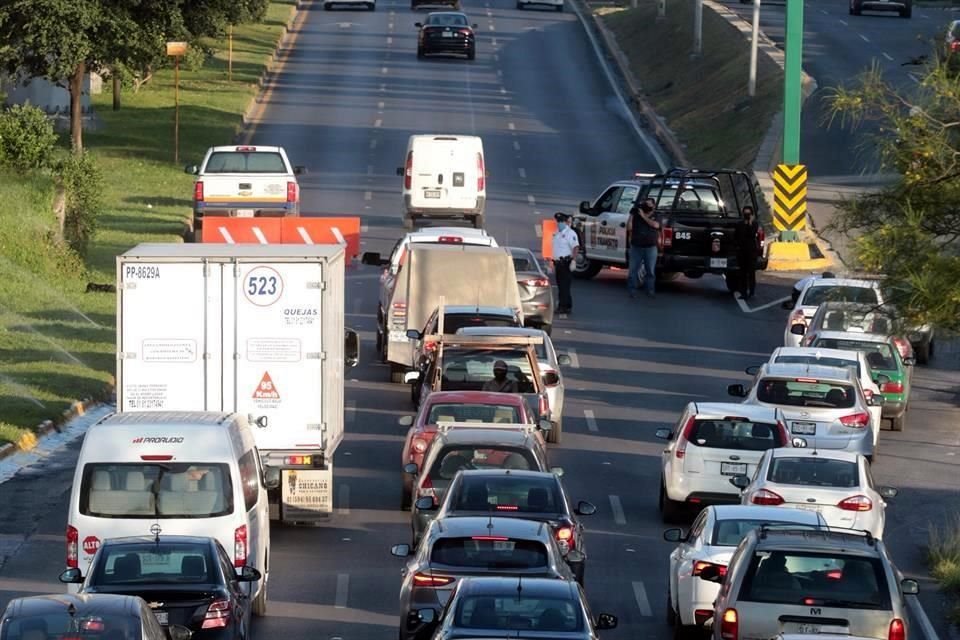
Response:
756,378,856,408
1,613,143,640
712,519,821,546
450,475,562,514
774,355,860,377
814,308,894,335
440,349,537,393
427,403,520,425
687,419,785,451
739,551,891,609
89,542,216,586
512,256,535,271
802,285,878,306
426,13,468,26
454,595,583,631
431,537,548,569
80,463,234,518
767,457,859,488
430,447,537,481
812,339,897,370
445,314,519,333
204,151,287,173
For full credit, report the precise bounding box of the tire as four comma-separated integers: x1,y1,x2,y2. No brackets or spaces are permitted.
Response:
915,339,931,365
403,216,414,229
541,323,552,336
571,258,603,280
850,1,861,14
666,587,678,627
471,214,483,228
467,48,476,61
417,47,425,59
391,364,407,383
410,1,417,8
659,481,683,523
547,418,561,444
573,563,585,585
555,4,563,10
411,381,420,407
725,271,741,293
901,4,911,17
401,484,412,510
890,413,906,432
323,2,332,9
252,578,267,616
516,1,523,7
368,2,376,9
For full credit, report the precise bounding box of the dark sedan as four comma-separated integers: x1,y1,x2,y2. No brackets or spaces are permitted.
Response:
60,536,260,640
416,12,477,60
508,247,555,334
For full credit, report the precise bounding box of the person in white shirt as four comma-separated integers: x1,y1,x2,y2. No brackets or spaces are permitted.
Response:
551,212,579,314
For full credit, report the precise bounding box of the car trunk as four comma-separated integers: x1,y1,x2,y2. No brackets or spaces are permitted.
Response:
667,216,741,267
735,600,891,639
778,408,864,446
770,486,861,531
90,586,222,629
410,140,479,211
683,443,765,480
411,567,555,607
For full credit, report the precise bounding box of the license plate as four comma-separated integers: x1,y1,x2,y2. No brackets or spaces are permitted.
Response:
442,31,454,37
791,421,817,435
709,258,727,268
236,209,255,217
424,190,442,198
795,504,822,513
720,462,747,476
153,612,168,626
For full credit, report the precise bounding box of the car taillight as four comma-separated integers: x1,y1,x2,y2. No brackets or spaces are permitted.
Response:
889,618,905,640
881,381,903,394
404,151,413,190
194,181,204,202
438,236,463,244
720,608,738,640
692,561,728,577
661,226,673,248
459,28,471,35
751,489,784,506
839,412,870,428
286,181,298,203
418,475,437,505
201,599,232,629
675,416,697,459
556,526,575,552
522,277,550,287
756,226,765,246
538,394,549,418
234,525,247,568
66,525,79,568
776,421,790,446
952,41,960,52
477,153,485,191
838,495,873,511
413,572,455,587
412,438,428,453
789,309,806,326
425,342,437,353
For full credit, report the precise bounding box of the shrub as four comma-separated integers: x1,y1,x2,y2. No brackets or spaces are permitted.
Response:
0,104,58,173
58,152,105,257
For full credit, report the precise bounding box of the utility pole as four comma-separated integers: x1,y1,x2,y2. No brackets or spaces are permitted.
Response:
748,0,760,97
693,0,703,56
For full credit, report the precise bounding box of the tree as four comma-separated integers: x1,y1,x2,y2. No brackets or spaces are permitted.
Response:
827,59,960,332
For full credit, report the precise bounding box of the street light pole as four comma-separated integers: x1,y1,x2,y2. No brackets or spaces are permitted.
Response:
749,0,760,96
166,41,188,165
693,0,703,56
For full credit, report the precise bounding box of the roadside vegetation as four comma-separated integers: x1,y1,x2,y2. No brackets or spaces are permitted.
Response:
928,515,960,623
0,0,296,445
597,0,783,169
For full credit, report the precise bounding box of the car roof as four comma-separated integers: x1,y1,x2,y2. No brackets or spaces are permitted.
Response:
709,504,824,524
769,447,861,463
689,402,780,421
750,528,881,554
771,347,863,363
426,10,468,16
437,428,533,446
423,391,525,406
812,330,890,344
8,594,142,616
457,576,577,598
455,469,558,482
814,301,889,313
209,145,282,153
804,278,880,290
440,305,517,316
457,327,546,338
407,227,489,241
103,535,214,546
432,516,552,540
761,362,856,382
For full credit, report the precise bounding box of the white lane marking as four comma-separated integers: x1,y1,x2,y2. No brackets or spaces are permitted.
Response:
493,54,499,62
370,139,378,149
882,52,893,61
584,409,598,433
489,24,495,31
908,72,921,84
567,347,579,368
508,122,515,130
736,294,790,313
839,19,848,26
361,224,369,232
919,12,929,18
335,573,350,608
609,495,626,525
387,36,393,44
496,69,503,77
338,484,351,516
381,66,388,74
513,140,520,151
534,224,542,238
819,8,828,14
527,194,536,206
367,165,374,175
632,581,653,617
378,101,385,110
504,104,511,112
364,191,372,201
518,167,526,179
500,87,507,94
906,596,941,640
380,83,387,92
374,118,382,128
486,8,493,15
346,400,356,423
388,22,394,29
859,33,870,43
492,37,498,46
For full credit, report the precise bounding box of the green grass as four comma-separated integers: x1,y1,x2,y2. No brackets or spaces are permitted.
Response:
0,0,296,445
929,514,960,623
599,0,783,168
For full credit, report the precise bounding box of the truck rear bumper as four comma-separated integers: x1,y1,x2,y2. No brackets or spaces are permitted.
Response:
659,255,766,273
403,195,486,217
194,203,299,223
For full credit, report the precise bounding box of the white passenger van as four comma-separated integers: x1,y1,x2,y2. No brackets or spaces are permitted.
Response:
66,411,274,615
397,135,486,230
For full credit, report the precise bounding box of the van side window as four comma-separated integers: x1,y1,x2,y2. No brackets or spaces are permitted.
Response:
238,451,260,512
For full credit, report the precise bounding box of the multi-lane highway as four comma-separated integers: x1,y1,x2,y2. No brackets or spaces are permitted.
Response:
0,1,959,639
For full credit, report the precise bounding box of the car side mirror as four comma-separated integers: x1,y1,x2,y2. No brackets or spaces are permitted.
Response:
415,496,436,511
404,371,421,384
404,462,419,475
901,578,919,595
416,608,438,625
167,625,193,640
391,543,411,557
879,486,899,499
184,164,199,175
654,428,671,440
472,23,478,28
238,565,262,582
566,549,585,564
745,365,760,375
414,21,422,27
361,251,385,266
345,328,360,368
575,500,597,516
550,466,564,477
903,356,916,366
595,613,618,631
406,329,422,340
729,474,751,490
781,300,795,310
542,371,560,387
557,354,572,366
59,568,84,584
397,167,405,176
399,415,414,427
293,165,306,175
791,437,808,448
538,419,553,433
727,384,746,398
578,200,592,214
263,466,281,490
868,394,885,407
662,528,686,543
697,564,724,583
790,323,806,336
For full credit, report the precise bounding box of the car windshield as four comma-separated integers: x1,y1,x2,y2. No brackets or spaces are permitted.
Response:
90,542,217,585
80,463,233,518
712,519,820,546
774,356,860,377
1,613,142,640
204,151,286,173
512,255,535,271
439,349,537,393
802,285,878,306
431,538,548,569
812,339,897,370
427,13,468,25
427,403,521,425
454,595,583,631
429,447,538,484
443,314,518,333
756,378,856,408
739,551,891,609
813,308,894,335
686,419,786,451
768,457,859,488
450,475,562,514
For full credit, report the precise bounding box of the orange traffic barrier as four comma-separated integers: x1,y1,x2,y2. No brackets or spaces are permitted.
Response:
200,216,362,262
202,218,283,244
541,219,558,260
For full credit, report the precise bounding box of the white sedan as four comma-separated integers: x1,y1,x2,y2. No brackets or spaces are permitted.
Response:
731,448,898,539
664,505,825,639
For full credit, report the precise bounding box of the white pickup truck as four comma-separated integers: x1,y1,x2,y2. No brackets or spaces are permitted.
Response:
186,145,305,240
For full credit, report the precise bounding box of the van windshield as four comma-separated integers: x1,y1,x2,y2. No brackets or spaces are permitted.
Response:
80,463,234,518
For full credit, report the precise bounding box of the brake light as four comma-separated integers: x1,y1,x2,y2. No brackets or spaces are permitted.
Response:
692,561,728,577
538,394,549,418
522,277,551,287
140,455,173,461
286,181,298,203
413,572,455,587
720,608,738,640
889,619,905,640
839,412,870,428
235,146,256,151
458,28,471,35
438,236,463,244
412,438,428,453
756,226,765,246
66,525,78,568
750,489,784,506
418,475,437,505
838,495,873,511
881,381,903,394
472,535,509,541
194,181,204,202
404,151,413,190
234,525,247,568
81,619,105,633
776,421,790,446
675,416,697,459
201,599,232,629
789,309,806,326
556,526,575,553
795,377,819,383
826,570,843,580
496,505,519,511
477,153,485,191
662,226,674,248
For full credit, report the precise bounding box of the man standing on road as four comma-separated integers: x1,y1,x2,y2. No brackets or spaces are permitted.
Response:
735,205,761,300
625,199,661,298
551,212,579,314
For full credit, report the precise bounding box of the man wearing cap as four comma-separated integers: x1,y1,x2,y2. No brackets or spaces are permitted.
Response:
483,360,519,393
551,212,579,314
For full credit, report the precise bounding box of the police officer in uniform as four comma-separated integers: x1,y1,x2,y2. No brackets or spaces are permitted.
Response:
551,212,579,314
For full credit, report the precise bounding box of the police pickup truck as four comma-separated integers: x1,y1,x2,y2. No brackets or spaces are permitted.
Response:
572,168,766,291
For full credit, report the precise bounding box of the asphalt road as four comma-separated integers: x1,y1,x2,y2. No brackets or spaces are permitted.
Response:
1,1,960,639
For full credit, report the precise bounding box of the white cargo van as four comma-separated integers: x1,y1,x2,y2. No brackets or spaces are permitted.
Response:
66,412,273,614
397,135,486,229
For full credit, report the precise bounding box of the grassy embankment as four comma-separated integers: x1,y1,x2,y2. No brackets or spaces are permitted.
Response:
0,0,296,445
930,516,960,623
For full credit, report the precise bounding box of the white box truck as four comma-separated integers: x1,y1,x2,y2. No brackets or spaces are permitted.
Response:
116,243,359,523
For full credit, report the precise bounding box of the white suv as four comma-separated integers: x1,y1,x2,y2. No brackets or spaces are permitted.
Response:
783,278,882,348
